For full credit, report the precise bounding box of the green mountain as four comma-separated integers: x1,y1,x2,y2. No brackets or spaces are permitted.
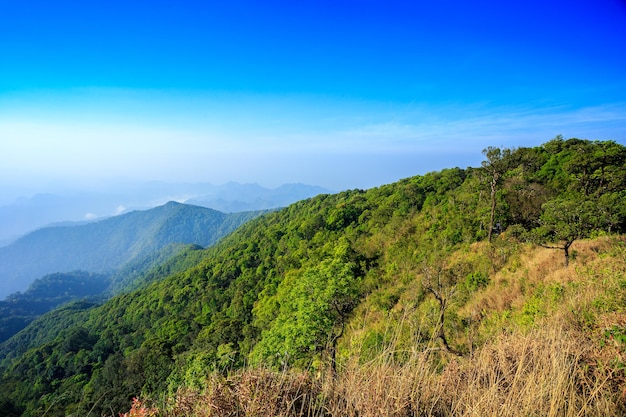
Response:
0,243,209,363
0,242,209,345
0,202,267,299
0,181,331,245
0,138,625,417
0,271,108,344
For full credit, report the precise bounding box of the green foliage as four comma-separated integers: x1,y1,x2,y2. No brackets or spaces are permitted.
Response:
107,242,205,294
533,194,611,266
538,195,601,242
463,271,490,292
603,325,626,347
602,325,626,372
369,287,402,312
0,271,108,344
519,291,547,326
251,242,363,368
482,146,512,241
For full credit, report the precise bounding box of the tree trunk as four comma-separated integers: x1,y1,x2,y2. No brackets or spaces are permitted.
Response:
425,285,461,356
539,240,575,269
488,174,498,243
564,241,573,267
329,337,337,376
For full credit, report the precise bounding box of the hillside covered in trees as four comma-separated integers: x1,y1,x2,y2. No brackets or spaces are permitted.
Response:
0,202,267,299
0,137,624,417
0,271,109,344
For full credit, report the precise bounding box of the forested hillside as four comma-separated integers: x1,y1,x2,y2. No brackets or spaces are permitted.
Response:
0,202,266,298
0,138,624,417
0,271,108,344
0,243,210,345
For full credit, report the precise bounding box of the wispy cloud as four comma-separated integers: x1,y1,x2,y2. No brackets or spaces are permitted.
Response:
337,103,626,152
1,89,624,190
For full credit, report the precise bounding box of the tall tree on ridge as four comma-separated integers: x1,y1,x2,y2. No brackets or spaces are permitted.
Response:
482,146,510,242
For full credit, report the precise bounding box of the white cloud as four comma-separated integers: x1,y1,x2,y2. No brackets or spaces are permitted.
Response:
338,103,626,152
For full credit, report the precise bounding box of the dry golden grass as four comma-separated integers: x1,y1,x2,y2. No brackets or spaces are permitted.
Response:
168,368,320,417
161,324,623,417
465,236,625,328
451,327,616,417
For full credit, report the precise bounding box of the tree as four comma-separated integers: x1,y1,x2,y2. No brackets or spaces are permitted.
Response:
251,245,361,372
482,147,510,242
422,267,456,354
563,140,626,196
535,195,604,267
421,255,462,356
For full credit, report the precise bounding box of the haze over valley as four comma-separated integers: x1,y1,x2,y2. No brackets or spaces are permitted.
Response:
0,181,331,245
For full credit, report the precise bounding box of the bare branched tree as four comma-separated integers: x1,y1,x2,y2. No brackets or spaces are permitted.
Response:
422,263,462,356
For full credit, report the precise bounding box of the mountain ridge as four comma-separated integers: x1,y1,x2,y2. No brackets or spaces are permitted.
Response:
0,182,332,244
0,201,266,299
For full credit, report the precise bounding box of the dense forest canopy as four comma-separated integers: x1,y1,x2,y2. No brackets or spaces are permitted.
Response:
0,137,624,416
0,271,108,344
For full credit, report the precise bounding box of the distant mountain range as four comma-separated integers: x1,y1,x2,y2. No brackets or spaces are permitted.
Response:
0,201,267,299
186,182,331,212
0,182,332,245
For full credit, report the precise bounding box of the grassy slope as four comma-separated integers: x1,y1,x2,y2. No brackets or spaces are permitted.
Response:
160,235,626,417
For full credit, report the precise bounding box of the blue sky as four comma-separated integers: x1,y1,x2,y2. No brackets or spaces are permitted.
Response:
1,0,625,193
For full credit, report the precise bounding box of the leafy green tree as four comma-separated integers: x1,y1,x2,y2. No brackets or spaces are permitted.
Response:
482,146,511,242
251,241,361,371
597,191,626,233
563,140,626,196
503,175,551,229
535,195,605,267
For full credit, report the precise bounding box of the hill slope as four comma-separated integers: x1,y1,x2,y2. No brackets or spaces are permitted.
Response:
0,138,624,416
0,202,266,298
0,271,108,344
